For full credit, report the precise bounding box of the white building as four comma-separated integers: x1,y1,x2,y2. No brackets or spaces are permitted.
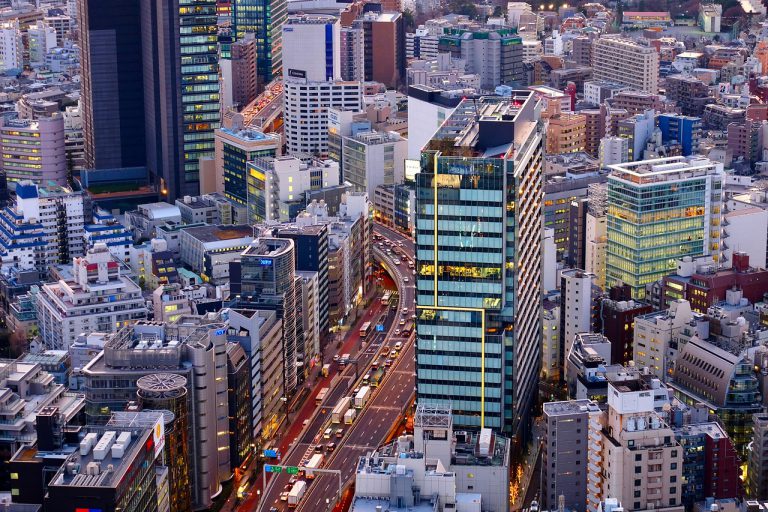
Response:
599,136,630,167
585,211,608,288
634,299,694,379
522,39,542,60
507,2,533,27
593,381,684,512
342,130,407,198
283,80,363,155
297,270,320,363
249,156,340,222
353,403,510,512
407,84,466,159
583,80,631,106
699,4,722,32
721,201,768,269
282,14,341,81
26,21,57,68
592,36,659,94
406,26,440,60
560,269,596,375
0,21,21,72
0,181,87,273
225,302,285,441
545,30,564,55
36,244,147,350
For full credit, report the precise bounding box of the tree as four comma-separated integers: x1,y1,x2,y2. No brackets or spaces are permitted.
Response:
403,9,416,31
492,5,504,17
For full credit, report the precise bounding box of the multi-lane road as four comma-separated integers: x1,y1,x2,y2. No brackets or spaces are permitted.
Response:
254,224,416,512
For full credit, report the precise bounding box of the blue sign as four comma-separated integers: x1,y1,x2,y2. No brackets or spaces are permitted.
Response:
376,324,384,332
264,449,279,458
259,259,273,266
215,328,226,336
265,464,274,473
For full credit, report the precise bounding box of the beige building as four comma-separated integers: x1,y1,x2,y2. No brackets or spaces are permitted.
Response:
593,36,659,94
593,379,684,512
547,113,587,154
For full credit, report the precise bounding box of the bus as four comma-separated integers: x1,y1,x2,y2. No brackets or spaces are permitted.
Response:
370,368,385,388
359,321,372,339
315,387,329,405
381,291,392,305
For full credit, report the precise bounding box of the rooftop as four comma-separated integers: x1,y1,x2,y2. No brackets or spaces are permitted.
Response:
544,399,601,416
609,156,723,184
181,224,254,243
49,412,162,489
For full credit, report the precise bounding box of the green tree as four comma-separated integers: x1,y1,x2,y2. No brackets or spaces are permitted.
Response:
403,9,416,31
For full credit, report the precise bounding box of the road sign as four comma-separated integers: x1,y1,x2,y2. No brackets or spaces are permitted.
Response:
265,465,283,473
376,324,384,332
286,466,299,475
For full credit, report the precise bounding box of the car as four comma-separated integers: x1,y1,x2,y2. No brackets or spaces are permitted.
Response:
402,307,408,314
382,345,390,353
284,484,293,492
327,442,336,452
271,507,279,512
314,444,323,453
408,262,414,268
399,319,406,326
403,277,409,282
372,359,381,368
353,386,360,395
333,354,339,362
280,492,289,501
394,329,401,335
385,359,393,367
289,476,298,485
393,259,401,265
302,419,310,428
398,241,404,246
412,270,416,275
377,242,383,247
323,428,333,439
395,342,403,351
335,428,344,438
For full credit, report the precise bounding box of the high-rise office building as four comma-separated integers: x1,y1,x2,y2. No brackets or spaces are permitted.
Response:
239,238,301,394
78,0,147,170
142,0,220,200
282,14,340,81
283,80,363,155
438,27,524,90
592,36,659,94
606,156,725,298
416,92,543,436
232,0,287,83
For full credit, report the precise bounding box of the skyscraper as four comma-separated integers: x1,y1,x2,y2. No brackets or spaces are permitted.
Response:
232,0,287,83
416,92,544,436
606,156,725,298
78,0,147,170
141,0,220,200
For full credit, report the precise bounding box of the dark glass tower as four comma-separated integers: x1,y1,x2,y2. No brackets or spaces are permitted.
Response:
78,0,147,170
232,0,287,83
141,0,220,200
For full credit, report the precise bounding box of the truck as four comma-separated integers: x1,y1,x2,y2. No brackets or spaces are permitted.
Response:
354,385,371,408
315,387,329,405
339,353,351,366
331,396,351,424
287,480,307,507
344,408,357,424
304,453,324,479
